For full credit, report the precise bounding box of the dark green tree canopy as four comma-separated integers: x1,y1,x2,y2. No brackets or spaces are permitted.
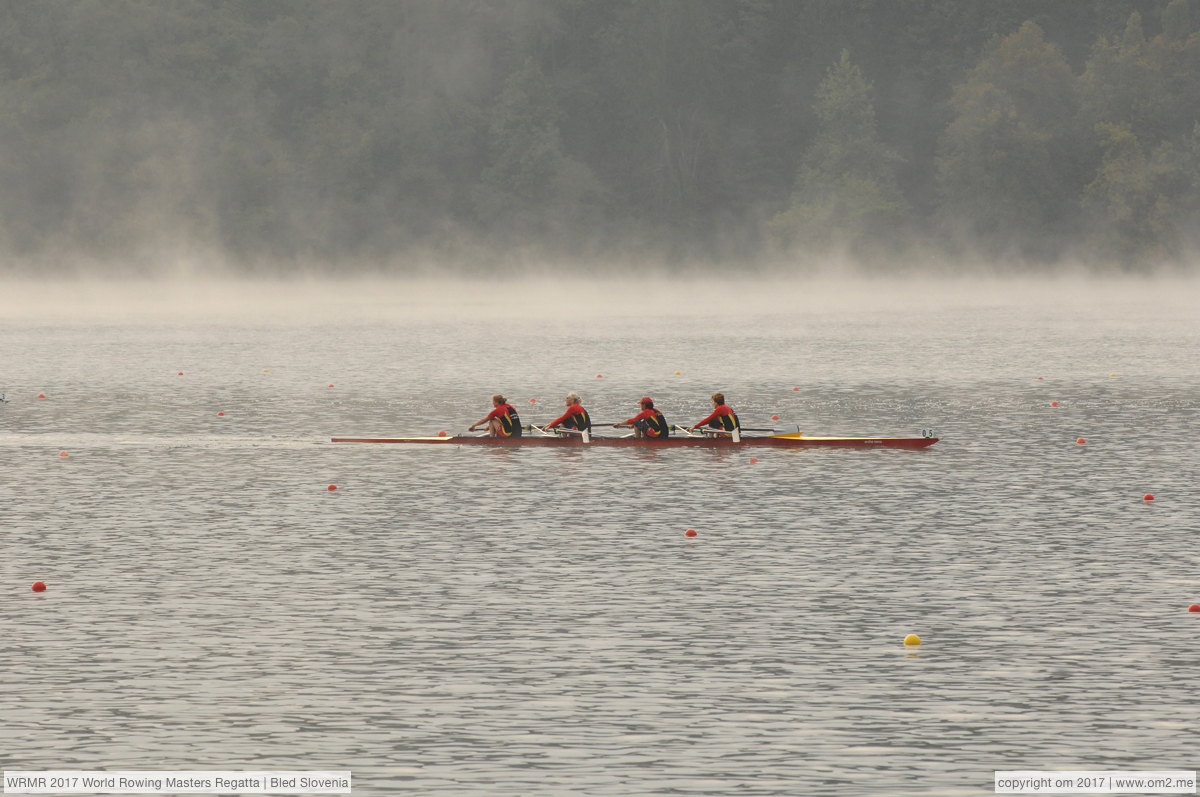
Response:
771,50,906,253
1,0,1198,271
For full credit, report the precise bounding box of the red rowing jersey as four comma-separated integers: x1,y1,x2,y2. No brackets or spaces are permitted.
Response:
546,403,591,430
485,403,521,436
693,404,739,431
622,408,669,438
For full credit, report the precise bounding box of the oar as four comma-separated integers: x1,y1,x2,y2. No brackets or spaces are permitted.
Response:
672,425,744,436
531,425,592,439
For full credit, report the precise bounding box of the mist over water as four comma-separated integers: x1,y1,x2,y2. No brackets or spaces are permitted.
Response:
4,271,1197,320
3,275,1197,795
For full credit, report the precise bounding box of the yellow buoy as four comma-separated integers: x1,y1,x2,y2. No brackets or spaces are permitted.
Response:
903,633,921,646
674,370,681,375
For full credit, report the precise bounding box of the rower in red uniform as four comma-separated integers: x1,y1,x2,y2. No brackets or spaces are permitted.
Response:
544,391,591,432
469,394,523,437
688,392,740,433
614,397,670,439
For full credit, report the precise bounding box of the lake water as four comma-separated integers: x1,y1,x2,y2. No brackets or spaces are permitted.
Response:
2,277,1198,796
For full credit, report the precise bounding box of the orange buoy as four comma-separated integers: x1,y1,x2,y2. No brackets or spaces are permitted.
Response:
1143,493,1154,502
58,450,69,458
528,397,537,403
327,484,338,491
684,528,697,538
1050,401,1059,407
31,581,46,593
1188,604,1200,613
1076,437,1086,445
437,430,447,437
748,457,759,464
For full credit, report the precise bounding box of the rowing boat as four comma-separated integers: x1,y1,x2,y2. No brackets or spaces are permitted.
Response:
330,432,938,449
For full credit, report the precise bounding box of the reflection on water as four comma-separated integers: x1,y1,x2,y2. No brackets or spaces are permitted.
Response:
2,281,1198,796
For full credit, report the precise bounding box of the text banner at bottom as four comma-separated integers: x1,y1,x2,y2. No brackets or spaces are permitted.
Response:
996,771,1196,794
3,772,351,795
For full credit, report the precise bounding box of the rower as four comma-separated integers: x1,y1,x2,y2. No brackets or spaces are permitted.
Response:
613,397,670,439
544,391,591,435
688,392,741,441
469,393,523,437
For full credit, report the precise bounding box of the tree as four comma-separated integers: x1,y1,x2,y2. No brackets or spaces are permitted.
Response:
935,21,1082,258
1079,7,1200,144
1147,0,1200,142
1082,123,1163,262
1079,14,1162,139
472,57,603,252
1083,121,1200,265
769,50,906,254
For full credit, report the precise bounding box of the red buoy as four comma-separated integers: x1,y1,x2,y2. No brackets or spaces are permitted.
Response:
684,528,697,537
528,397,537,403
596,374,604,378
1050,401,1059,407
31,581,46,593
327,484,338,491
792,386,799,391
37,393,46,399
748,457,759,464
1188,604,1200,613
1143,493,1154,502
1076,437,1086,445
177,371,184,376
771,414,780,421
217,411,224,416
327,384,334,388
58,450,69,458
437,430,447,437
1036,376,1044,380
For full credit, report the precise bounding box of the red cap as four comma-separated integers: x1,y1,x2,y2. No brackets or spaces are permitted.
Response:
639,396,653,406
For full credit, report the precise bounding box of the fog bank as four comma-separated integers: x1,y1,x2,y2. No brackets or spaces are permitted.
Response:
3,275,1196,323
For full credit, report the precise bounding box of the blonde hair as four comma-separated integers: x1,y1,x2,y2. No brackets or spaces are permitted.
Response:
492,393,506,404
565,391,582,404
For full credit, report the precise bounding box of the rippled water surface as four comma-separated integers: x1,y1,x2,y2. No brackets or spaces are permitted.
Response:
2,278,1198,796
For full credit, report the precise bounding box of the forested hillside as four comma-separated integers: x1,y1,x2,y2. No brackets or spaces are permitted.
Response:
1,0,1197,271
